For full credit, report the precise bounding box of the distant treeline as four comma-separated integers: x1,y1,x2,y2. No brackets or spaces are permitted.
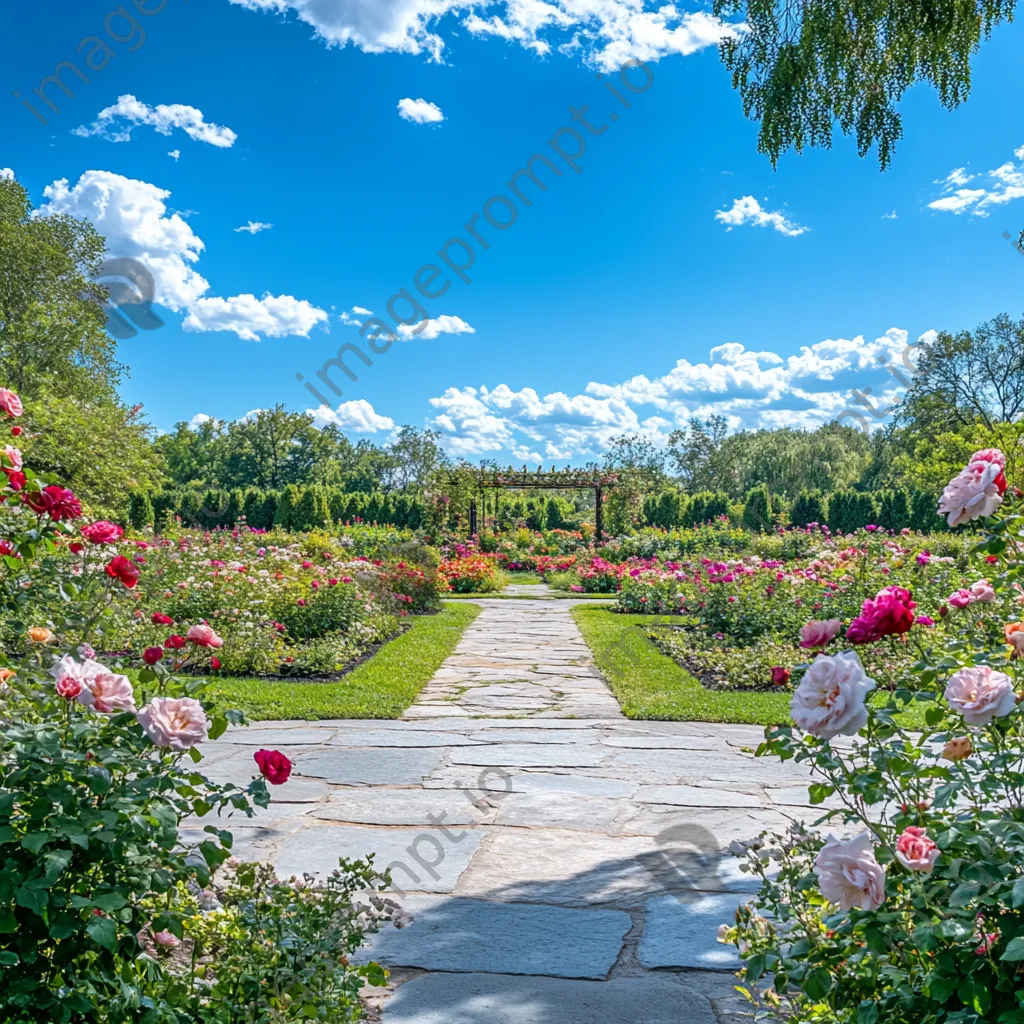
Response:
643,487,947,534
127,486,427,532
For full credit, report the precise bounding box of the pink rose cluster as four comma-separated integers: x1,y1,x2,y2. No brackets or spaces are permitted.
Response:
938,448,1008,528
845,586,916,645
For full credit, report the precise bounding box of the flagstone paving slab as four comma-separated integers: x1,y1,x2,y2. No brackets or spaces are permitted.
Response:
213,598,820,1022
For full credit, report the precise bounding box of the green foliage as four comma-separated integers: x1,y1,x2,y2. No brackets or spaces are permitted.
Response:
275,484,301,530
877,488,912,531
790,490,827,527
127,490,154,530
742,485,772,532
714,0,1018,169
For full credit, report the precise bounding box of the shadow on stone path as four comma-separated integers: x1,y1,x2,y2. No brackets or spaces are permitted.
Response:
189,597,819,1022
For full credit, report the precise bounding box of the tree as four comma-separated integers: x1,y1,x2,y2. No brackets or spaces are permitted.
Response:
743,485,772,532
668,416,730,492
714,1,1017,169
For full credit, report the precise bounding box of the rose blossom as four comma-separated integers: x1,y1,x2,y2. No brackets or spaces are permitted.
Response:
894,827,940,873
790,651,876,739
142,646,164,665
969,579,996,603
81,520,124,545
947,589,975,610
846,587,917,644
0,388,24,418
164,634,187,650
254,748,293,785
152,612,174,625
944,665,1016,726
1003,622,1024,659
137,696,209,750
770,666,791,686
49,656,136,714
938,456,1006,527
942,736,973,761
105,555,140,589
186,623,223,648
3,446,22,471
799,619,842,649
152,930,180,949
56,677,82,700
814,833,887,911
969,448,1008,494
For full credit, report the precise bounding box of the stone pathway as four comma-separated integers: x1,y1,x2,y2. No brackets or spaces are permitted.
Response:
191,598,819,1023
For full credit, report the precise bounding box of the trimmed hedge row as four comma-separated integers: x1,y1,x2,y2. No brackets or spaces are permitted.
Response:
642,491,733,529
127,486,427,532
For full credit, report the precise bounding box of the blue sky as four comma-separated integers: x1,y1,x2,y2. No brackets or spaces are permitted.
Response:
3,0,1024,463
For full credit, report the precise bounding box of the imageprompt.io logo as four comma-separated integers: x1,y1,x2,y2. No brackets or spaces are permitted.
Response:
639,823,728,903
92,257,164,339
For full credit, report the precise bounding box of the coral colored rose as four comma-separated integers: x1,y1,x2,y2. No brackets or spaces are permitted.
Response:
770,666,791,687
105,555,140,589
938,459,1005,527
942,736,973,762
56,676,82,700
947,589,974,610
152,612,174,625
0,388,24,418
164,634,187,650
28,626,54,643
136,696,209,750
814,833,886,911
799,618,842,649
1003,622,1024,659
846,587,916,644
81,520,124,545
944,665,1015,726
254,748,293,785
969,579,996,603
142,646,164,665
791,651,876,739
895,826,940,873
186,623,223,648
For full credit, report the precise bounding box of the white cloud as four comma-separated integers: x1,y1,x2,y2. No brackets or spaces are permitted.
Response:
168,149,181,161
929,145,1024,216
188,413,214,429
182,294,329,342
37,169,326,341
398,97,444,124
882,209,898,220
397,314,475,340
73,95,237,148
229,0,736,69
37,170,209,311
352,305,373,315
0,168,13,180
309,399,395,432
425,328,935,459
234,220,273,234
715,196,809,237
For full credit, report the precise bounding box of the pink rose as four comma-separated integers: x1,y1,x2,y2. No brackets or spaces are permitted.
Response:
969,448,1008,495
0,388,24,418
186,623,223,648
799,618,842,649
947,589,975,610
894,826,940,873
136,696,210,750
790,651,876,739
56,677,82,700
81,520,125,545
3,446,22,471
944,665,1016,725
814,833,886,911
846,586,917,644
938,459,1005,527
49,655,135,713
969,579,996,603
152,930,180,948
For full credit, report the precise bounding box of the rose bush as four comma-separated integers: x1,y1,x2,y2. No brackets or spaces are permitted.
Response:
721,447,1024,1023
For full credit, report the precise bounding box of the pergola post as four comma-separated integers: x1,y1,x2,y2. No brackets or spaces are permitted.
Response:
595,486,603,544
469,499,478,537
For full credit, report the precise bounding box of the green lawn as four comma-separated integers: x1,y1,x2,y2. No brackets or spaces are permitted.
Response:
504,571,545,584
207,602,481,721
573,606,928,729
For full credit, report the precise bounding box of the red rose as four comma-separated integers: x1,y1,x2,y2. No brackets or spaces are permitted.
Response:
56,677,82,700
82,520,124,545
25,486,82,522
5,470,25,492
846,586,917,644
0,540,17,557
142,647,164,665
164,634,187,650
210,656,221,670
254,748,292,785
770,666,791,687
105,555,140,589
69,542,84,554
152,612,174,625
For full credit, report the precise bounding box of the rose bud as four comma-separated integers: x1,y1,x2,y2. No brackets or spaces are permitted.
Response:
142,647,164,665
254,748,293,785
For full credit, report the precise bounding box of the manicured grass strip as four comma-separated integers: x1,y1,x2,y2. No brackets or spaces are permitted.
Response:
573,607,928,729
444,592,613,601
208,602,481,721
504,571,545,584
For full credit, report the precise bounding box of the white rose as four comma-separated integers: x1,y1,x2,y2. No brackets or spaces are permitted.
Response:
814,833,886,911
944,665,1016,726
136,696,210,750
790,651,876,740
937,461,1004,528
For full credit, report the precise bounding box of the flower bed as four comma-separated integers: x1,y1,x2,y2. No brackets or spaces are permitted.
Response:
718,446,1024,1019
437,553,506,593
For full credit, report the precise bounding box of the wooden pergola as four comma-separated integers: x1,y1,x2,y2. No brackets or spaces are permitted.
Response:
453,467,619,542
